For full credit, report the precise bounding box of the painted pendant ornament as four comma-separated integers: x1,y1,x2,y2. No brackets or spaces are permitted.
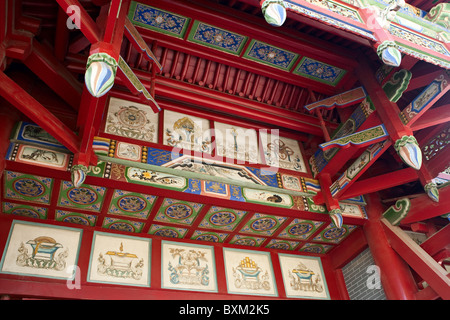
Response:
424,182,439,203
85,52,118,97
71,164,89,187
377,41,402,67
394,135,422,170
329,209,343,229
261,0,287,27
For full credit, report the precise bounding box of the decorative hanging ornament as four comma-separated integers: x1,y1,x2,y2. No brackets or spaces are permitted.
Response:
71,164,89,187
424,182,439,203
329,209,343,229
377,41,402,67
85,52,118,97
394,135,422,170
261,0,287,27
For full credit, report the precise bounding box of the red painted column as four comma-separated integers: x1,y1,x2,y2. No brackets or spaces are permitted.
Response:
364,193,418,300
0,101,21,178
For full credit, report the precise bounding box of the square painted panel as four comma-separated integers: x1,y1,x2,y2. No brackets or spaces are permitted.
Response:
294,57,346,86
298,243,334,254
3,171,53,205
243,40,298,71
277,219,324,240
191,230,229,243
312,223,357,244
108,189,157,219
265,239,300,251
228,235,266,247
105,97,159,143
148,224,188,239
153,198,203,225
2,202,47,219
102,217,145,233
58,181,106,212
129,2,190,38
198,206,247,231
188,21,247,55
239,213,287,236
55,210,97,227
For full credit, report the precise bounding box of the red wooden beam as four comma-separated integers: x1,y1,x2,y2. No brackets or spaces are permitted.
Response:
420,224,450,260
401,186,450,224
23,40,82,111
410,105,450,131
340,167,419,200
381,218,450,300
0,71,80,154
356,56,412,141
55,0,102,44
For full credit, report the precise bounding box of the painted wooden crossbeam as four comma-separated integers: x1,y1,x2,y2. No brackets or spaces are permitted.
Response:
329,140,392,199
382,198,411,226
304,87,366,112
319,124,388,151
117,56,161,113
400,71,450,127
124,17,162,72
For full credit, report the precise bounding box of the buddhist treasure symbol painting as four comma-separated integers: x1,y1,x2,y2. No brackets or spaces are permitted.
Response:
161,241,217,292
105,97,158,143
0,220,82,280
259,131,307,172
278,253,330,299
223,248,277,297
163,110,211,153
213,122,258,163
88,232,151,287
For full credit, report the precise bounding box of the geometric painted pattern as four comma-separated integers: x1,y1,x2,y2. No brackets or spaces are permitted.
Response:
129,2,190,38
3,171,53,205
198,206,247,231
294,57,346,86
58,181,106,212
1,169,364,255
240,213,288,236
244,40,298,71
153,198,203,225
108,189,157,219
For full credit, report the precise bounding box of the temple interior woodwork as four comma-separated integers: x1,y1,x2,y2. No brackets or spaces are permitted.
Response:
0,0,448,300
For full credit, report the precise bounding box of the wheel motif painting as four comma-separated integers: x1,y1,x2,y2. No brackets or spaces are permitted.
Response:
67,187,98,205
13,179,45,198
323,227,346,240
251,217,277,232
288,222,313,236
117,106,148,129
118,196,147,212
165,204,193,220
209,211,236,226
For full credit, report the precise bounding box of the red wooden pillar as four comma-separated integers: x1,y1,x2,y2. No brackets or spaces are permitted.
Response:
364,193,418,300
0,101,21,178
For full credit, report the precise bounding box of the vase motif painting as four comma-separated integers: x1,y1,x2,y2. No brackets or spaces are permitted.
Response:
161,241,217,292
